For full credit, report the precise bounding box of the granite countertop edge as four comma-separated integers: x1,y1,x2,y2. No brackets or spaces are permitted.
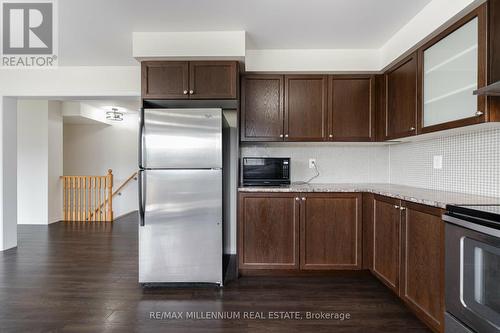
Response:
237,183,500,209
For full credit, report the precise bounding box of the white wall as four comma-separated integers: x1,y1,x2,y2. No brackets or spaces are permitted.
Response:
17,100,47,224
63,112,139,218
48,102,63,222
17,100,63,225
0,97,17,250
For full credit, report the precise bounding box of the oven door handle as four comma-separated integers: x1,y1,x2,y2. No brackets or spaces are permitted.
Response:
443,214,500,238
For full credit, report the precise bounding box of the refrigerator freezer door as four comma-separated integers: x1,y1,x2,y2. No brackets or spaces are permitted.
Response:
139,169,222,284
141,108,222,169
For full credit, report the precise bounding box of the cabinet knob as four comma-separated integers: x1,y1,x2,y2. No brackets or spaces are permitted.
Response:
189,90,194,95
394,205,399,209
409,126,416,131
295,197,300,201
475,111,484,116
183,90,188,95
284,134,289,138
329,134,333,138
301,197,306,201
279,134,283,138
399,206,406,211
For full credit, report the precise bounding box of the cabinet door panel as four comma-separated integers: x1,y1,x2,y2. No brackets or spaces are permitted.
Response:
238,193,299,269
241,75,284,141
142,61,189,99
189,61,238,99
401,202,444,333
285,75,327,141
385,54,418,139
419,5,487,133
301,193,362,269
329,76,374,141
373,195,401,293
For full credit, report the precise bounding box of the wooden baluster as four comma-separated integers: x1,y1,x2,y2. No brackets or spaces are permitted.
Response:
87,177,91,221
74,177,77,221
103,177,107,221
97,177,101,222
77,177,80,221
66,177,69,221
106,169,113,222
82,177,86,221
79,177,83,221
62,178,66,221
72,177,76,222
79,177,85,221
68,177,73,221
93,177,97,222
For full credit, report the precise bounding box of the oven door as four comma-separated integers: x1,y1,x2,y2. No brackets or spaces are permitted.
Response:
445,219,500,333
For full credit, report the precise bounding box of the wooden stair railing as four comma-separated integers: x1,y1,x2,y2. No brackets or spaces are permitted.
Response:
88,171,138,220
61,170,113,222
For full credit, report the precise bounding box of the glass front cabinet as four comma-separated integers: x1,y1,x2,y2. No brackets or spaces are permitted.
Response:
418,6,487,133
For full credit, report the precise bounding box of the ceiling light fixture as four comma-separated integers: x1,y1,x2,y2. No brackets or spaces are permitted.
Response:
106,107,124,121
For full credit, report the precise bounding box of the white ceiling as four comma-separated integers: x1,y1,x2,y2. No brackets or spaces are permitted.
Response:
58,0,432,66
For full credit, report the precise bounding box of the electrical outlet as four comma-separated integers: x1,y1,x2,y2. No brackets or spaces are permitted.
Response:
309,159,316,169
433,155,443,169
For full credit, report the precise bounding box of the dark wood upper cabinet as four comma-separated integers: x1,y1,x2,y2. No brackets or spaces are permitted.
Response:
400,202,444,333
141,61,238,100
329,75,375,141
189,61,238,99
238,192,299,270
372,195,401,294
284,75,328,141
141,61,189,99
374,75,387,142
241,75,284,141
300,193,362,270
489,0,500,121
417,4,487,134
385,53,419,140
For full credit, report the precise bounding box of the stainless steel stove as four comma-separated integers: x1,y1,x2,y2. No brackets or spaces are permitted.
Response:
443,204,500,333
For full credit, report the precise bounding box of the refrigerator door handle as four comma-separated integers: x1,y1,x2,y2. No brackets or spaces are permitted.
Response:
138,108,145,169
138,170,146,227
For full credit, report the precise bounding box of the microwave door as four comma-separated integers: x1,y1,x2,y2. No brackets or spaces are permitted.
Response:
141,108,222,169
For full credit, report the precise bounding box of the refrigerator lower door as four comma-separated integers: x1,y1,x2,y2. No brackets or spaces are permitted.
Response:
139,169,222,284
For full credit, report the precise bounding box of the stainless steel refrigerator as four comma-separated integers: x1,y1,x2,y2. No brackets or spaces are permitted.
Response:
138,108,223,285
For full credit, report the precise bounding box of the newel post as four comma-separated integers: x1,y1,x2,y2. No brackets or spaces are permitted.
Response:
107,169,113,221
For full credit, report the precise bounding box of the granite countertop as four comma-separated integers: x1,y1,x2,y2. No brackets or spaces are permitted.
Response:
238,183,500,209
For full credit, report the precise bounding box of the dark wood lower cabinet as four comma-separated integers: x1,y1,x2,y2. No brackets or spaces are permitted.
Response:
238,192,445,333
300,193,362,269
372,195,401,293
238,193,299,269
238,192,361,271
401,202,444,333
368,195,445,333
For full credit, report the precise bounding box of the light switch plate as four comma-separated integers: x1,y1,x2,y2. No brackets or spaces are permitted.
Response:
309,159,316,169
433,155,443,169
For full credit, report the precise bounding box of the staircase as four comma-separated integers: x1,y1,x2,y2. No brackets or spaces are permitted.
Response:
61,170,137,222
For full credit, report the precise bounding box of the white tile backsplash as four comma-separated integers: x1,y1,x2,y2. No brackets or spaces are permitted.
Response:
240,143,391,183
240,128,500,198
389,128,500,198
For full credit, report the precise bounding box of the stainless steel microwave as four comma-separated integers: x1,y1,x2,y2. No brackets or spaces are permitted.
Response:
242,157,290,186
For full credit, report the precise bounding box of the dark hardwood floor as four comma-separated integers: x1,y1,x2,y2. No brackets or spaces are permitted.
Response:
0,213,430,333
